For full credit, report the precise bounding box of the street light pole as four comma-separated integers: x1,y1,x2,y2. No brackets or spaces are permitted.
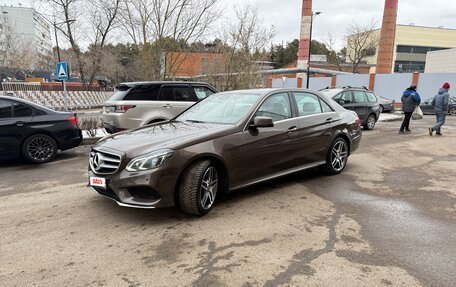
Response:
53,22,61,62
306,11,321,89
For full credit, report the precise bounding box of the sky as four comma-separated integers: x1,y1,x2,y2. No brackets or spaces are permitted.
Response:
2,0,456,48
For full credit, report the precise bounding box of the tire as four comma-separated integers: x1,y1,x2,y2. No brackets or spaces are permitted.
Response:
449,107,456,116
22,134,58,164
178,160,219,215
364,114,376,130
323,137,349,175
379,105,384,113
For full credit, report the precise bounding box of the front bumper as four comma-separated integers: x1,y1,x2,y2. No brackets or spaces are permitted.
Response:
88,165,179,209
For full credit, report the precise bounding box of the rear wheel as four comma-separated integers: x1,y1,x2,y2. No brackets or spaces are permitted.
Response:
178,160,219,215
323,137,348,175
364,114,376,130
449,107,456,116
22,134,57,164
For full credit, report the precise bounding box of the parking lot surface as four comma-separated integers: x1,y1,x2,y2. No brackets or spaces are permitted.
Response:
1,115,455,286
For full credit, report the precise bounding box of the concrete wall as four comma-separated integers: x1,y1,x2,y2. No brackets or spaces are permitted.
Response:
309,77,332,90
272,78,298,88
417,73,456,101
374,73,413,101
425,49,456,73
336,74,370,88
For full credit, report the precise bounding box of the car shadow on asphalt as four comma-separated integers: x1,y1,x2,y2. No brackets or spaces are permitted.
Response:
86,167,327,225
0,150,84,168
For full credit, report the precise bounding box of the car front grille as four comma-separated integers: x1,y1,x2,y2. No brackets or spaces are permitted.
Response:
89,149,121,174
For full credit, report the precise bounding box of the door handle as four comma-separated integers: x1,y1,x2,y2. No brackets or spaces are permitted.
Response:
288,126,298,133
15,121,24,127
325,118,333,123
162,104,172,108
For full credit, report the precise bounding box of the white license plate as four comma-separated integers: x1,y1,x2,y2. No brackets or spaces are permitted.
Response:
90,177,106,188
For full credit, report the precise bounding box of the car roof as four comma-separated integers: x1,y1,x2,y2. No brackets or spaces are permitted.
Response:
118,81,213,86
0,95,56,112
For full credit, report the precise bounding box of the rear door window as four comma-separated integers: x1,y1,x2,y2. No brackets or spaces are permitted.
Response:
353,91,367,103
0,100,12,119
193,86,215,100
160,86,198,102
123,85,160,101
365,92,377,103
12,102,33,117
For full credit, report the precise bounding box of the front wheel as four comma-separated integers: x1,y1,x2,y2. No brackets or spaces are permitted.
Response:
364,114,376,130
22,134,57,164
323,137,349,175
178,160,219,215
449,107,456,116
379,105,384,113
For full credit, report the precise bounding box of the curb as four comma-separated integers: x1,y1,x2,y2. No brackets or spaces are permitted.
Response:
82,137,102,145
379,116,403,122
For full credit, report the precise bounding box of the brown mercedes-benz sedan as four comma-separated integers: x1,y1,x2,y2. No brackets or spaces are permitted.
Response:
88,88,362,215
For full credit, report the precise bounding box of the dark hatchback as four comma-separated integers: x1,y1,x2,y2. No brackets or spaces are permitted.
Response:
320,87,380,130
420,97,456,115
0,95,82,163
89,88,362,215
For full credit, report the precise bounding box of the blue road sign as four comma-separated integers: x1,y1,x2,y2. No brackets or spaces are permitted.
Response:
57,62,68,81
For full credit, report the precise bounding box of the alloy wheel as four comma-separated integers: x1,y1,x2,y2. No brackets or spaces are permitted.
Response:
27,136,54,161
331,140,348,172
449,108,456,116
367,115,376,129
199,167,218,210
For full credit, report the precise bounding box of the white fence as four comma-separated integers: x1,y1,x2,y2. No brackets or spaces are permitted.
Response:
272,73,456,102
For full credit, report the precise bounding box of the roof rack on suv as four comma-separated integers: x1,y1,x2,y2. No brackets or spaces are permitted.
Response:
342,86,369,90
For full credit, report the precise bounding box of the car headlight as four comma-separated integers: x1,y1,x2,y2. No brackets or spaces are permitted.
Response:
126,149,174,172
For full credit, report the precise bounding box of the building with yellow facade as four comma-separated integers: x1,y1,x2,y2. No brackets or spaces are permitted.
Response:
348,24,456,73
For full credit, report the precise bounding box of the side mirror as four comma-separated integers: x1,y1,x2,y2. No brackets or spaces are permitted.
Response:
251,116,274,128
335,99,346,105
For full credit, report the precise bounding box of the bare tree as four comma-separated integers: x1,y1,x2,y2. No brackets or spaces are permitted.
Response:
345,20,379,73
0,34,39,74
121,0,221,80
204,4,275,91
86,0,121,85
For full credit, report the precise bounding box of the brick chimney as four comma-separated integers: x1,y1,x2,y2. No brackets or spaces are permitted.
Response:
297,0,312,77
376,0,398,74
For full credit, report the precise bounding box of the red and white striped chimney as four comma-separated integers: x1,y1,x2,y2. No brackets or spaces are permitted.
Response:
297,0,312,77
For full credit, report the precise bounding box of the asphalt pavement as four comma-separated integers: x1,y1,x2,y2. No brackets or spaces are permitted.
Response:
0,114,455,286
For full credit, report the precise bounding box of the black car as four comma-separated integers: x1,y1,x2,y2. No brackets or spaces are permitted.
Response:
320,87,380,130
420,97,456,115
0,95,82,163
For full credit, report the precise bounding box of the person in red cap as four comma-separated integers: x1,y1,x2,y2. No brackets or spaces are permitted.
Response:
429,82,451,136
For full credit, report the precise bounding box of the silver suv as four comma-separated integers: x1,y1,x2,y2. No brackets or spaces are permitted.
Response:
102,81,217,133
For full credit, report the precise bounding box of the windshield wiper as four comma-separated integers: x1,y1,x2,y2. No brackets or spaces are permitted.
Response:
186,119,204,123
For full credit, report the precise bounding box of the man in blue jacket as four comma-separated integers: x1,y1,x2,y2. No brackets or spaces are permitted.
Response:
429,82,451,136
399,84,421,134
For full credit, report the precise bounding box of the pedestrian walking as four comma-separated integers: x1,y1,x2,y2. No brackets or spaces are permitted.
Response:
399,84,421,134
429,82,451,136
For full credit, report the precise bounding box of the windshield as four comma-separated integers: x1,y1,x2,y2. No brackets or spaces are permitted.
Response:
176,92,261,124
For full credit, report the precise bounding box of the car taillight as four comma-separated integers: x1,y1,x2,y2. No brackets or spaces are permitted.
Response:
114,105,136,113
355,116,362,126
68,115,78,126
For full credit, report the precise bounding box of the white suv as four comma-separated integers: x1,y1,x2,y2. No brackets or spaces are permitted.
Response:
102,81,217,133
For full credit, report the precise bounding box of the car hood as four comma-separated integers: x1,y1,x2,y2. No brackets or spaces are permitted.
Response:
94,121,235,158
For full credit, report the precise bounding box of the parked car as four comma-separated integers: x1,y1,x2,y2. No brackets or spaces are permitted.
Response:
320,86,380,130
378,96,396,113
0,95,82,163
89,88,362,215
420,97,456,115
102,81,217,134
